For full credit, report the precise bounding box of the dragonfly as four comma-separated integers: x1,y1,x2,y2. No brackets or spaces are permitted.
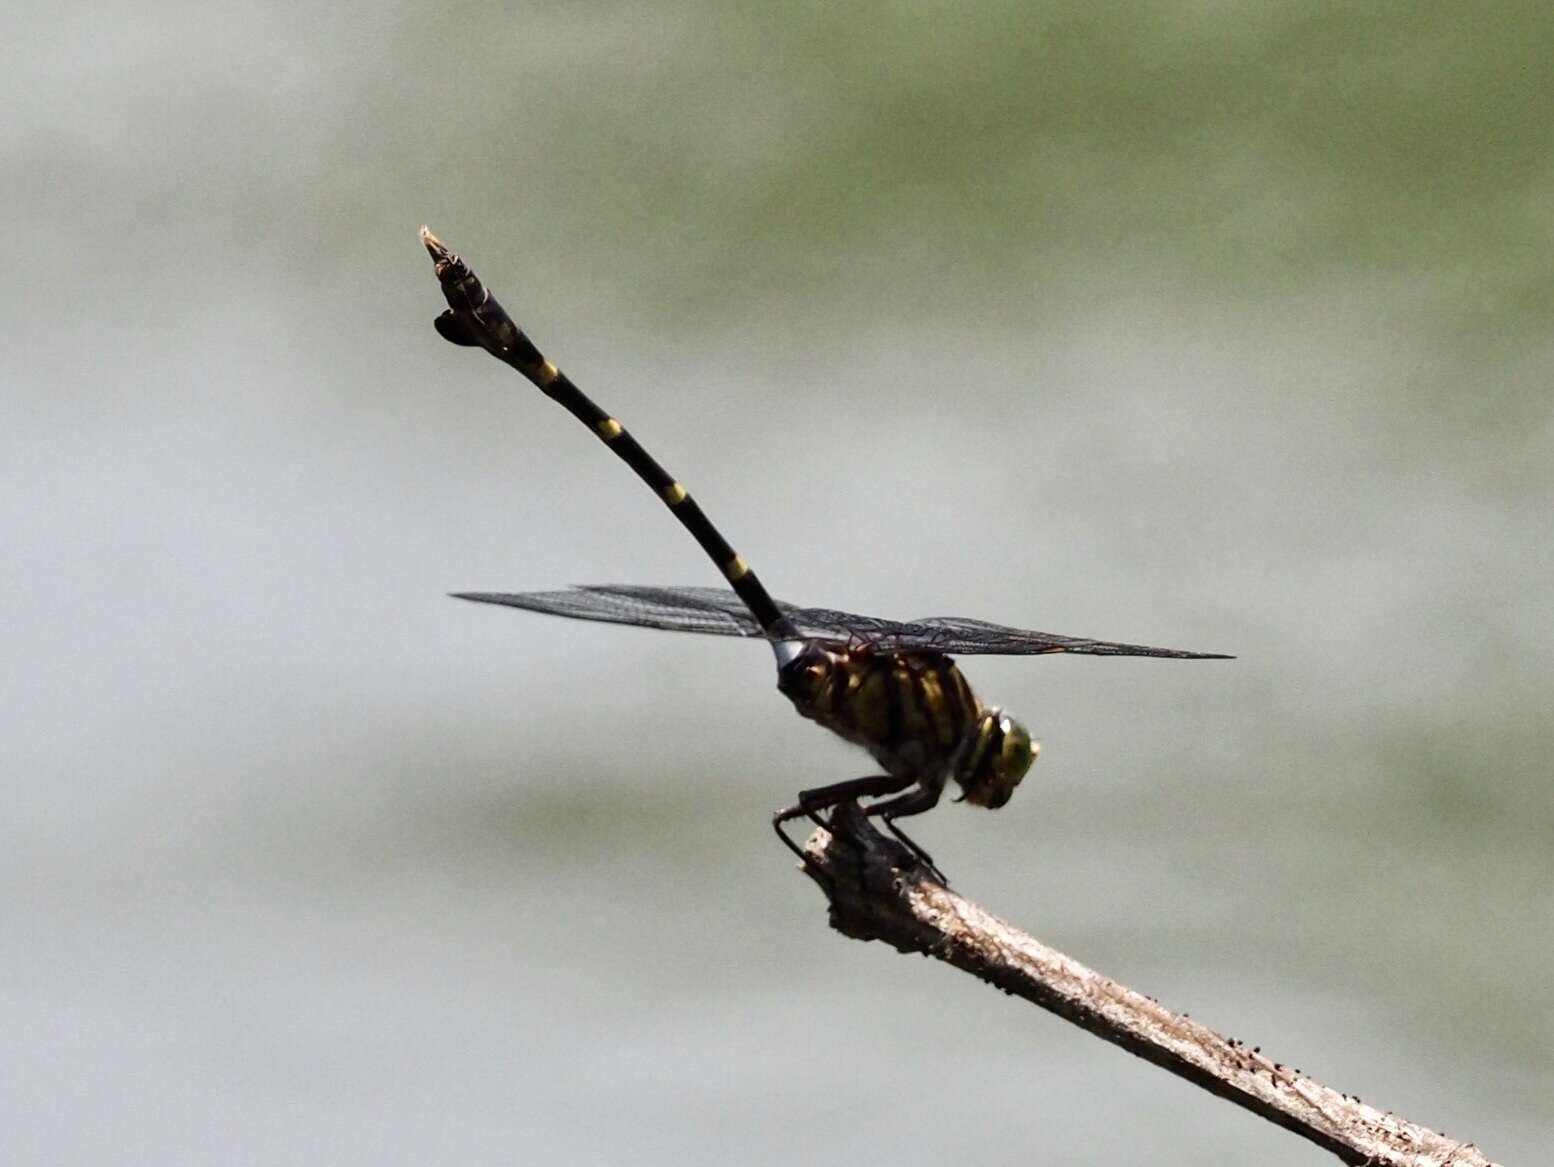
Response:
421,227,1230,874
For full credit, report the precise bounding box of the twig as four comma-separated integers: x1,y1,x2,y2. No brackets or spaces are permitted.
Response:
800,803,1500,1167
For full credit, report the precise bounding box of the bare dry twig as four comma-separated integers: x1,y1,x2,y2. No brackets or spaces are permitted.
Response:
799,803,1500,1167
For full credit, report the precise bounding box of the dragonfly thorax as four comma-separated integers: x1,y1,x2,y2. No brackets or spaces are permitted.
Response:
775,642,1038,810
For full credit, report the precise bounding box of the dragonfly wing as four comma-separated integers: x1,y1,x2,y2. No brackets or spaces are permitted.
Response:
892,616,1233,658
451,584,770,637
452,584,912,645
452,585,1232,659
573,589,953,646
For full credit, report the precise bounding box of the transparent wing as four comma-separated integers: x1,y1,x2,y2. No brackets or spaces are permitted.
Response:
872,615,1233,658
452,585,769,637
452,584,1232,659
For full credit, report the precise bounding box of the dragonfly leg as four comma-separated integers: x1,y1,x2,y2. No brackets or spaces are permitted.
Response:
877,821,946,885
861,784,949,884
772,774,912,864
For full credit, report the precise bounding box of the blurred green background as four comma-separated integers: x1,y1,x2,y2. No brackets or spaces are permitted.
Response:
5,2,1551,1163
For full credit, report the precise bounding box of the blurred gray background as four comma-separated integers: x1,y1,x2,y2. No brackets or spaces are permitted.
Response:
5,3,1551,1163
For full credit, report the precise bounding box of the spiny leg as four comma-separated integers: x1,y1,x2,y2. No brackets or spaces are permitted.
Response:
860,784,949,884
772,774,912,864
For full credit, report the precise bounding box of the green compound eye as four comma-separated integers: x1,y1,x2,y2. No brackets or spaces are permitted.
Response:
998,717,1038,788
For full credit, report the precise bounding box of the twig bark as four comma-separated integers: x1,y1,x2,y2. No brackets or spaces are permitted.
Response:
800,803,1500,1167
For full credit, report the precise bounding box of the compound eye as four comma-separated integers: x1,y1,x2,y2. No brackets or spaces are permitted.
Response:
997,717,1036,786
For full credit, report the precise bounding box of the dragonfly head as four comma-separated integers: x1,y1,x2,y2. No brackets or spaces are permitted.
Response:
957,711,1038,808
